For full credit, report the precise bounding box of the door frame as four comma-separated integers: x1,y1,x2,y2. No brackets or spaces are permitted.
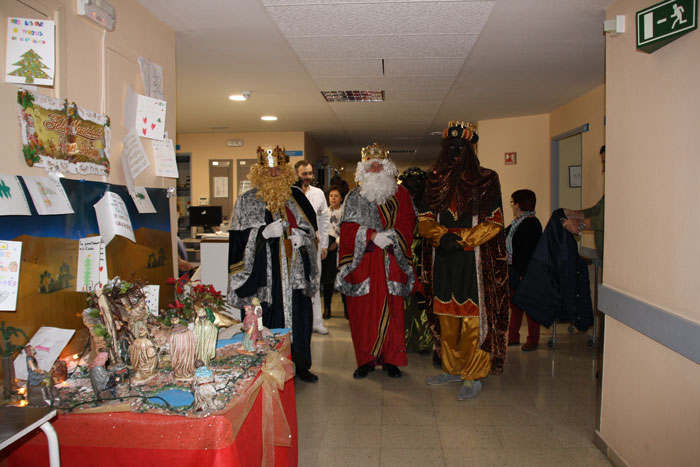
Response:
551,124,587,211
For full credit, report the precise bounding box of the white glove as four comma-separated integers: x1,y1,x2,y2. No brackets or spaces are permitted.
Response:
262,219,284,239
373,231,392,249
290,228,304,249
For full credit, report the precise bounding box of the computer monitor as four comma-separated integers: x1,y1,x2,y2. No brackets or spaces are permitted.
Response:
188,205,222,232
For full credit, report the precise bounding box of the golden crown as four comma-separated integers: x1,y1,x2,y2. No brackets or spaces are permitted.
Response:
361,143,389,162
257,145,289,167
442,121,478,143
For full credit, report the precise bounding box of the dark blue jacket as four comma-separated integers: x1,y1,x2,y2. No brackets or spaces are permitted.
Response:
512,209,593,330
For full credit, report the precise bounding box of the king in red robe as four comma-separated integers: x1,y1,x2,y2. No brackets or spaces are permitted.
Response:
335,144,416,379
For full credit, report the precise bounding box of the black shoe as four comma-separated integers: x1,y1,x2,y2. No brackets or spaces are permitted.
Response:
384,364,402,378
296,369,319,383
353,363,375,379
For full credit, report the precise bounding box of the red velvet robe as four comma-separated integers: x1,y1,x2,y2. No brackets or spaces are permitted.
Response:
337,185,416,367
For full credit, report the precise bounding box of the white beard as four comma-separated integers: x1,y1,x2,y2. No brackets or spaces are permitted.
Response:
356,159,398,204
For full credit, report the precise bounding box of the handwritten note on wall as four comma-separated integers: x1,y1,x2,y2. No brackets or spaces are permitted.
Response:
94,192,135,244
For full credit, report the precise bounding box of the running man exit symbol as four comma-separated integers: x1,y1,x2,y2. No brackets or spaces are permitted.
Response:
637,0,697,53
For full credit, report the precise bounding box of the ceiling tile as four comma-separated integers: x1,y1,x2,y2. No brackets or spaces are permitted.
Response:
265,2,494,36
288,35,478,60
302,59,383,78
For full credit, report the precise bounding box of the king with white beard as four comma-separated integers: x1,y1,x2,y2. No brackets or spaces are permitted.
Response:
335,144,416,380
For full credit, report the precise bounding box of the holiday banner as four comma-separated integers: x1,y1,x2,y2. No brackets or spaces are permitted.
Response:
5,18,55,86
17,88,111,175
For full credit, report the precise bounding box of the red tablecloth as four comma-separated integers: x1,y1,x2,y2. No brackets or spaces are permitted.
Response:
2,370,298,467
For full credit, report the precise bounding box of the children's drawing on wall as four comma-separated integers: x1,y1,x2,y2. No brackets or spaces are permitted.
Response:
0,175,31,216
5,18,55,86
76,237,102,293
0,240,23,311
17,89,111,175
0,179,173,324
38,261,73,294
22,175,74,215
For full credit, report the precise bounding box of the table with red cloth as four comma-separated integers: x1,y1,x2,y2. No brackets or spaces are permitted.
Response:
1,338,298,467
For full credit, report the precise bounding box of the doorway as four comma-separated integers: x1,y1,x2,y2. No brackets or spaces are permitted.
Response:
551,130,583,212
208,159,233,223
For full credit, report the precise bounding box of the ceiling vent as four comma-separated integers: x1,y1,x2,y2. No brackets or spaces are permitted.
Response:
321,90,384,102
77,0,116,31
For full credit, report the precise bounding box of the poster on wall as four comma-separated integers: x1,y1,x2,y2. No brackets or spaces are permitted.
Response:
5,18,55,86
0,240,22,311
22,175,74,215
0,175,31,216
17,89,111,175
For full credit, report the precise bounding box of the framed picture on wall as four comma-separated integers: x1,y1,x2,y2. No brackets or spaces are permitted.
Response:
569,165,582,188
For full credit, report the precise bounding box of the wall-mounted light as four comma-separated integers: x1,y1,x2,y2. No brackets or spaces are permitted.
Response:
229,91,251,101
261,116,277,121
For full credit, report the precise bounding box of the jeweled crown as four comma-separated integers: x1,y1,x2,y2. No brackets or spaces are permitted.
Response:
257,145,289,167
442,121,478,143
361,143,389,162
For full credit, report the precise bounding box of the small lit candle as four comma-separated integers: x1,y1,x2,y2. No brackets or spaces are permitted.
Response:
73,354,80,360
18,400,28,407
17,387,26,395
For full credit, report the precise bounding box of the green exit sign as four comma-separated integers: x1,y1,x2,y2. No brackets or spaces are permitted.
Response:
637,0,697,52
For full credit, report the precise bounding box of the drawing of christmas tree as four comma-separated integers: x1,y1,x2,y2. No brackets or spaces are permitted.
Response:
8,49,51,84
83,254,93,291
0,180,11,199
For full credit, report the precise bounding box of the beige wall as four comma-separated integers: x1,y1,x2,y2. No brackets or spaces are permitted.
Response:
550,85,606,210
600,0,700,465
477,114,550,225
175,132,305,205
0,0,175,331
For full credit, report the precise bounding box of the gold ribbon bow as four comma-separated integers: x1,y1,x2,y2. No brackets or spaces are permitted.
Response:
229,337,294,467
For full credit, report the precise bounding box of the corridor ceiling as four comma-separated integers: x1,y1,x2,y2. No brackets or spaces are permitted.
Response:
135,0,613,165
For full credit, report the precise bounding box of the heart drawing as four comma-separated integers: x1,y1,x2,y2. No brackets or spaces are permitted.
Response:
142,128,147,135
143,117,148,124
151,123,156,130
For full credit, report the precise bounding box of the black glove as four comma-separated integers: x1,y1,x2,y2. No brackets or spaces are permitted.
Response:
439,233,463,253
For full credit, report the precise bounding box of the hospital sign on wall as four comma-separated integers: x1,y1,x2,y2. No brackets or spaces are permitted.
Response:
637,0,697,53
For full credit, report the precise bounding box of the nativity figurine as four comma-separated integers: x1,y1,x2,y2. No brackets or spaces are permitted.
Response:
90,350,118,399
129,327,158,383
193,302,218,366
169,318,196,381
192,360,223,414
242,298,263,351
25,345,57,407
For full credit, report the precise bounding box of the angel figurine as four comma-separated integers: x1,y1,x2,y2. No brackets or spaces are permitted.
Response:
242,298,263,351
193,302,218,365
192,360,223,414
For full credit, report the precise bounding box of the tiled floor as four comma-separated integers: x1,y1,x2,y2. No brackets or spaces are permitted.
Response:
295,295,611,467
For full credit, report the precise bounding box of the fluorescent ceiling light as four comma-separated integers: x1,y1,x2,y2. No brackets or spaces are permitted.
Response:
261,116,277,121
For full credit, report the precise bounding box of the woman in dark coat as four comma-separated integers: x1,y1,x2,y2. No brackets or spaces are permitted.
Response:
506,189,542,351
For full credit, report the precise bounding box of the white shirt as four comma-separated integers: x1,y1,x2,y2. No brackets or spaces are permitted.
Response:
304,185,330,249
